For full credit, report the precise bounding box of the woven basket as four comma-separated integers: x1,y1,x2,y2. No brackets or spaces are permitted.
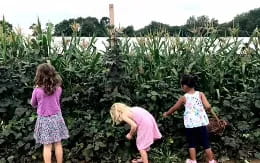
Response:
207,109,228,136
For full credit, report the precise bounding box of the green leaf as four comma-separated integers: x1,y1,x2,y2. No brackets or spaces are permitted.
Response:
7,156,14,163
15,133,22,140
32,155,37,160
17,140,25,148
97,142,106,148
0,139,5,145
0,108,7,113
242,63,246,74
237,121,250,131
255,152,260,159
0,158,6,163
15,108,27,117
82,147,93,161
141,84,151,89
94,145,99,151
24,143,31,150
151,95,157,101
150,91,159,96
86,144,93,150
29,116,36,122
255,100,260,109
223,100,231,107
0,87,7,93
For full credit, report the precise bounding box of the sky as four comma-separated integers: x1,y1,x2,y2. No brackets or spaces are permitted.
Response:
0,0,259,34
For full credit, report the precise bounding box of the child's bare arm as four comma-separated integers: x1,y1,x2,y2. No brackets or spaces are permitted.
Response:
200,92,211,110
31,89,38,108
121,114,137,137
163,96,185,117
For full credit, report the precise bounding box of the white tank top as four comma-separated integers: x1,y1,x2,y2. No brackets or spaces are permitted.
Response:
184,91,209,128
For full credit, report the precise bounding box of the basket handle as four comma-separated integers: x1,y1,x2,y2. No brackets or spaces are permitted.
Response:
210,108,220,122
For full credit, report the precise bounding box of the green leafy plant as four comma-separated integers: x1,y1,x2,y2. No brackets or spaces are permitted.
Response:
0,20,259,161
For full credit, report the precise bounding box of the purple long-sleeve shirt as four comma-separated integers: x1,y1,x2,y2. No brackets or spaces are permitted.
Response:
31,86,62,116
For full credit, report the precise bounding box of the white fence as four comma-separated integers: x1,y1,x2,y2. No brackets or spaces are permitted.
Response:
53,37,252,52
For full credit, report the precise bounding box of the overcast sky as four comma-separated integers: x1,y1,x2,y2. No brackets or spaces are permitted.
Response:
0,0,259,34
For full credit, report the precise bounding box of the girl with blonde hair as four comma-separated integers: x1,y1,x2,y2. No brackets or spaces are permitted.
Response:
110,103,162,163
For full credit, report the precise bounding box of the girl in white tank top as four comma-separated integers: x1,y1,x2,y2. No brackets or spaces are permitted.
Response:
163,74,217,163
184,91,209,128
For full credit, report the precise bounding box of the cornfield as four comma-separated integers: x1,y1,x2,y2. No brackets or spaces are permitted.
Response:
0,20,259,162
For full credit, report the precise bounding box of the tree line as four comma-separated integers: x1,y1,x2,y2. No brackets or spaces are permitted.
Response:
1,7,260,37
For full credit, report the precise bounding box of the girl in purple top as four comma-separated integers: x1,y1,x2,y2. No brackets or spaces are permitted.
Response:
31,63,69,163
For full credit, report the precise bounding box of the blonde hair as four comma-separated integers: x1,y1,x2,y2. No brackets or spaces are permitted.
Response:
110,103,131,125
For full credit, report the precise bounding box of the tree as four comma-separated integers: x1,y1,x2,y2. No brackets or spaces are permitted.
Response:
186,16,197,28
80,17,100,36
232,7,260,36
135,21,170,36
184,15,219,36
186,15,218,28
54,19,73,36
100,17,110,27
52,7,260,37
100,17,110,37
54,17,110,37
122,26,135,37
196,15,210,27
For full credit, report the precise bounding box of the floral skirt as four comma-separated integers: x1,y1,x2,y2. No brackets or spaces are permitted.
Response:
34,112,69,144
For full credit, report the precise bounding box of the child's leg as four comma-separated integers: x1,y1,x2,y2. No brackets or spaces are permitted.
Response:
189,148,197,160
54,141,63,163
139,150,149,163
186,128,198,161
199,126,216,162
43,144,52,163
205,148,214,161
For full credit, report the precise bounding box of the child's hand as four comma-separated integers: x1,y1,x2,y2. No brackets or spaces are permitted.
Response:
126,133,133,140
163,112,168,118
206,107,212,112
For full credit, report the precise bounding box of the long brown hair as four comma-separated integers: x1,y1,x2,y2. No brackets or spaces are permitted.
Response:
34,63,62,95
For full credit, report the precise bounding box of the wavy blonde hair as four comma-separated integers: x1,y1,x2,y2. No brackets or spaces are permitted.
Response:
110,103,131,125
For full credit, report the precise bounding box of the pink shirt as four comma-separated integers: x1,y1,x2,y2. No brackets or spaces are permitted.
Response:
31,87,62,116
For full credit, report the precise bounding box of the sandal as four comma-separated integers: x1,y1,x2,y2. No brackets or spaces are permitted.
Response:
185,159,197,163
